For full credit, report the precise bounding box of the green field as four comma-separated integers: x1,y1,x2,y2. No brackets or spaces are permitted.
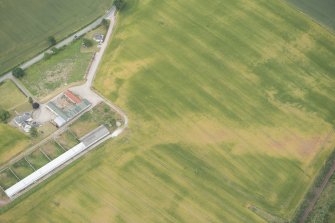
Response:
41,141,65,160
0,124,29,166
0,80,27,110
307,174,335,222
10,159,34,179
286,0,335,32
70,112,100,138
55,131,79,150
0,122,56,168
0,81,57,167
26,150,50,170
0,0,335,222
0,0,114,74
21,40,94,99
70,102,120,138
0,169,17,190
0,81,30,167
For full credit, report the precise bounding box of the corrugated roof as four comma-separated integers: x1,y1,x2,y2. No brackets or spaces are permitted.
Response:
47,102,69,121
80,125,110,147
65,100,91,119
5,143,87,198
5,125,110,198
14,113,31,124
64,90,81,104
54,116,66,127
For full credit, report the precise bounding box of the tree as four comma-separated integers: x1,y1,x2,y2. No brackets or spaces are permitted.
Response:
44,52,52,60
0,108,10,123
108,118,117,128
32,102,40,109
114,0,125,11
82,38,93,48
51,47,59,54
12,67,25,78
30,127,38,137
48,36,56,46
101,19,109,29
28,97,33,104
103,105,110,112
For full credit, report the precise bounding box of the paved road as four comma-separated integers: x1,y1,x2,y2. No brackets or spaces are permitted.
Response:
0,8,115,83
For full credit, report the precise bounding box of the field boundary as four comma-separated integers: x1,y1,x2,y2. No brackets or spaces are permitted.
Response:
248,205,288,223
281,0,335,35
292,131,335,222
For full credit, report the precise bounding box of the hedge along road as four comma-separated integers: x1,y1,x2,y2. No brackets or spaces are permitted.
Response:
0,7,115,85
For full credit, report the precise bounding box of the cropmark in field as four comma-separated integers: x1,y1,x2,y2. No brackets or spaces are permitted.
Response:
0,0,335,222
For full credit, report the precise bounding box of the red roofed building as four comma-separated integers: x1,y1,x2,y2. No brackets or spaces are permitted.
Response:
64,90,81,104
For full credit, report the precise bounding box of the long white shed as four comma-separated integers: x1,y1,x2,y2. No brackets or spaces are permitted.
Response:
5,125,110,198
5,143,87,198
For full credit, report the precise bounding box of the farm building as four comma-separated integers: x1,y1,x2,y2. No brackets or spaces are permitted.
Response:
54,116,67,127
4,125,110,198
46,102,68,121
93,34,104,43
80,125,110,147
14,112,38,132
64,90,81,104
14,113,32,127
46,90,91,127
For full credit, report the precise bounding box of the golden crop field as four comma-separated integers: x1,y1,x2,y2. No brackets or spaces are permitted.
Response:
0,0,334,222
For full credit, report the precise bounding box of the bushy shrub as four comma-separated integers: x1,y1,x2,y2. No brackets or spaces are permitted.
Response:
12,67,25,78
0,108,10,123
